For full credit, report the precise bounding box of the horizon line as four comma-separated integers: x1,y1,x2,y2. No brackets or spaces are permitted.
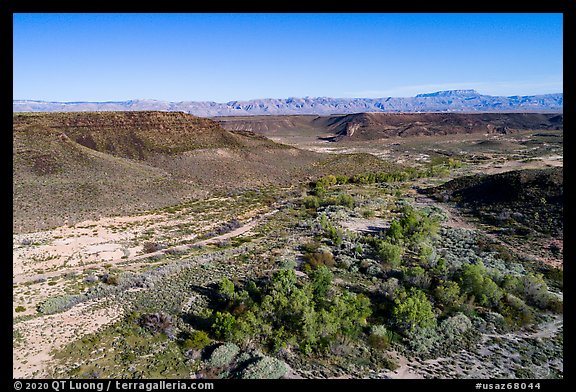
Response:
12,90,564,105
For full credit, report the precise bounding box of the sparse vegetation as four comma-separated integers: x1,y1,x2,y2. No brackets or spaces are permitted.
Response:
13,112,563,379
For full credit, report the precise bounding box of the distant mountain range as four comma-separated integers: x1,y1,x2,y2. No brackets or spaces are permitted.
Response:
13,90,563,116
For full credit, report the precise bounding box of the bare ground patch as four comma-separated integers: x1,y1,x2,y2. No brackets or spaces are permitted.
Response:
13,298,123,378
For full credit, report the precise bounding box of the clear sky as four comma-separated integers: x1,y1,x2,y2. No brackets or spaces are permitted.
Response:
13,13,563,102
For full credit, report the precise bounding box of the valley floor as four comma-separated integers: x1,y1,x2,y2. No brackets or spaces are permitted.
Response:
13,130,563,380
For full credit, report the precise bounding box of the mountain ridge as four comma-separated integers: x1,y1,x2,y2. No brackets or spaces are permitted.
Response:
13,90,563,116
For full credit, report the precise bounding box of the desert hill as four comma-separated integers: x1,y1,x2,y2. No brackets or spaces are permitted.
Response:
422,167,563,237
13,112,311,232
218,112,562,142
13,111,397,232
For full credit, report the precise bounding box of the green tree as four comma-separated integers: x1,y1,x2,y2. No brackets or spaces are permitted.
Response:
309,265,333,304
460,262,502,308
434,280,464,310
376,240,404,269
212,311,237,340
270,269,297,297
218,277,235,301
387,220,404,243
393,288,436,332
331,291,372,338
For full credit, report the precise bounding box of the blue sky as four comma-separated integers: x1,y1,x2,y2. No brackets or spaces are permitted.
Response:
13,13,563,102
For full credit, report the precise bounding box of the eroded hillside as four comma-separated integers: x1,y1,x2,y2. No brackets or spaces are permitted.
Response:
15,112,399,233
218,112,562,143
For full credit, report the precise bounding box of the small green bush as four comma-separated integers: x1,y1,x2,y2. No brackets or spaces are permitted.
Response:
15,306,26,313
218,277,236,301
239,355,288,379
207,343,240,368
393,288,436,332
376,240,404,269
361,209,376,218
212,311,237,340
182,330,211,351
368,324,392,349
303,195,320,209
336,193,355,209
37,294,83,315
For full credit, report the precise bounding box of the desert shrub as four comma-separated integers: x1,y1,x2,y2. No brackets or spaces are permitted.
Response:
277,257,297,270
181,330,211,351
418,243,437,265
407,313,475,356
300,240,319,254
336,254,355,270
309,265,333,303
432,258,450,280
498,294,535,329
212,311,237,340
303,195,320,209
84,274,98,283
392,288,436,332
239,355,288,379
386,220,404,243
336,193,355,209
381,355,400,371
368,324,392,349
542,267,563,289
402,266,432,289
438,312,472,337
434,280,464,311
15,306,26,313
380,277,401,301
514,272,560,311
480,311,509,334
335,175,349,185
405,326,441,355
361,208,376,218
365,262,382,277
37,294,83,315
142,241,165,253
316,175,337,188
139,312,174,338
354,243,364,258
104,274,119,285
206,342,240,368
398,206,440,243
303,249,335,271
459,261,503,308
375,240,404,269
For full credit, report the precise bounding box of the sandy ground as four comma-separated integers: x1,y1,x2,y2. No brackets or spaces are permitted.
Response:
13,298,123,378
13,203,279,378
13,202,273,286
473,154,563,175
